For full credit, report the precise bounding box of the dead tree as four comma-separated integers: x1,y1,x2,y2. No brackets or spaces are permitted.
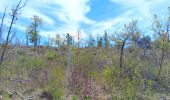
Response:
104,30,109,49
0,7,7,44
0,0,27,65
25,27,29,46
77,29,81,48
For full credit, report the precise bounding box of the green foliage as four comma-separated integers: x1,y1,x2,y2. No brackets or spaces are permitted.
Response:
157,62,170,88
103,66,120,80
66,33,73,46
44,66,65,100
103,59,145,99
89,70,100,80
28,15,42,47
1,7,170,100
71,95,78,100
103,67,114,80
2,93,10,100
72,49,94,70
46,80,64,100
97,37,103,48
51,66,65,81
19,55,44,70
44,51,60,61
83,96,89,100
30,58,43,69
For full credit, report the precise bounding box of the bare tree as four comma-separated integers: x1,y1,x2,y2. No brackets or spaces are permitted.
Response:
38,35,41,46
0,7,7,44
0,0,27,65
104,30,109,49
55,34,61,48
87,34,95,48
77,29,81,48
25,27,29,46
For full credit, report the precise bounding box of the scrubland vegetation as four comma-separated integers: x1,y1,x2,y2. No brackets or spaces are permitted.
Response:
0,0,170,100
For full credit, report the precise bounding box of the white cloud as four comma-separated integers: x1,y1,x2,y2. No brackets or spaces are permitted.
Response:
21,8,55,25
87,0,170,37
85,9,136,37
110,0,170,18
0,0,92,39
110,0,151,18
27,0,92,39
1,0,170,40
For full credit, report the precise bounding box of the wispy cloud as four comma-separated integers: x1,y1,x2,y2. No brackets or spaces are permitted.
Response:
26,0,92,39
0,0,170,40
87,0,170,36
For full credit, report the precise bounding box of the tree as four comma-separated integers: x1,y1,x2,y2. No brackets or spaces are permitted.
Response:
136,35,151,49
55,34,61,48
25,27,29,46
103,30,109,49
152,15,169,80
113,20,139,68
77,29,81,48
97,36,103,48
166,7,170,41
28,15,42,53
134,35,151,60
66,33,73,46
0,7,7,44
0,0,27,65
87,34,95,48
46,35,52,47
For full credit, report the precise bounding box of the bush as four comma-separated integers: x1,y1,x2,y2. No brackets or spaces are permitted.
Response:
44,51,60,61
71,95,78,100
48,80,64,100
103,65,144,99
44,66,65,100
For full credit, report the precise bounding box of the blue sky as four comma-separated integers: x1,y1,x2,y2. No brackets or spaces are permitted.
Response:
0,0,170,41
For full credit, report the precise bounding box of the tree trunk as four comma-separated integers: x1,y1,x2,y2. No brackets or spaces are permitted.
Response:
156,49,165,80
0,10,16,65
120,41,125,68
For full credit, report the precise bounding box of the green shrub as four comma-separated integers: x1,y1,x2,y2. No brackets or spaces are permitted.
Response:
71,95,78,100
30,58,43,69
102,65,144,99
20,55,43,69
2,93,10,100
44,51,60,61
45,80,64,100
44,66,65,100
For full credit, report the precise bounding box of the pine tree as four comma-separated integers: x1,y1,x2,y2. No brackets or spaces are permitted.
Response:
28,15,42,54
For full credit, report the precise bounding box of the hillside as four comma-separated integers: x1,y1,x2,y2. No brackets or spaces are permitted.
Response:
0,0,170,100
0,46,170,100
